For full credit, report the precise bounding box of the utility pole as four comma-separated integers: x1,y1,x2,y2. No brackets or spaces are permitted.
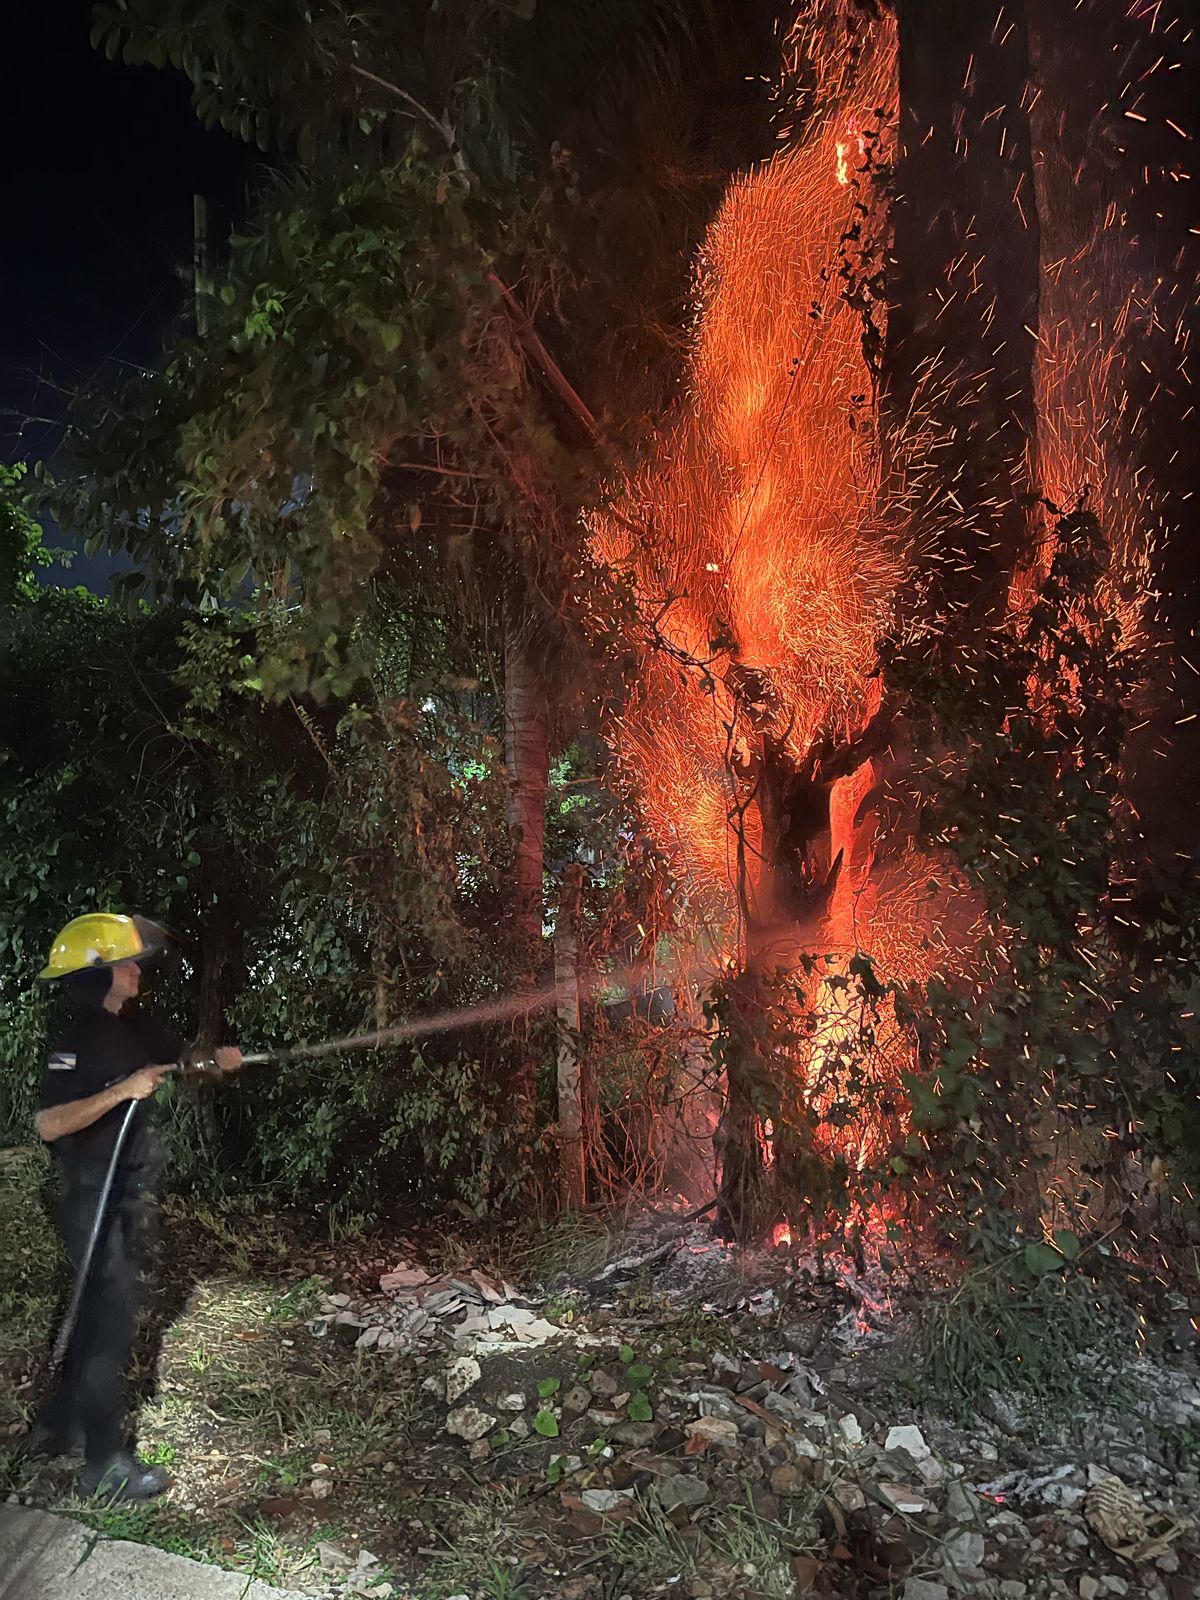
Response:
192,193,210,338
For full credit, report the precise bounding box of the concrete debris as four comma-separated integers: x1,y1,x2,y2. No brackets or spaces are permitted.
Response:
444,1355,482,1404
903,1582,951,1600
886,1423,932,1461
444,1404,496,1443
684,1417,740,1447
292,1215,1198,1600
655,1473,711,1511
580,1488,635,1513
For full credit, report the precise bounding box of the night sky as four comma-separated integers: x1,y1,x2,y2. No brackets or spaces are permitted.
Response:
2,0,254,587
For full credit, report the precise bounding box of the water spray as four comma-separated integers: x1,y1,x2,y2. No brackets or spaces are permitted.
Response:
229,981,560,1070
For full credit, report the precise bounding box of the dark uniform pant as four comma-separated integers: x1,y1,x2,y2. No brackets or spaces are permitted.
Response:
38,1170,151,1467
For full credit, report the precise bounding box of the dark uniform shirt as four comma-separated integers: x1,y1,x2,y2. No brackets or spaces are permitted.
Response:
38,1008,181,1178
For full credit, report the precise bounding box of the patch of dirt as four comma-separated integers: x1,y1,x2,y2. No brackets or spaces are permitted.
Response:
2,1163,1198,1600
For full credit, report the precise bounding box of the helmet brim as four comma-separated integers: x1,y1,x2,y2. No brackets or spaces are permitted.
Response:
36,916,175,982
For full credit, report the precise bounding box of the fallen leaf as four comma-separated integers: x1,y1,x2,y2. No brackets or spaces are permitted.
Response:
792,1556,822,1592
735,1393,784,1430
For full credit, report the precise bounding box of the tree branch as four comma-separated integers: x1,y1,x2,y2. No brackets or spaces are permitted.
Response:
488,274,603,451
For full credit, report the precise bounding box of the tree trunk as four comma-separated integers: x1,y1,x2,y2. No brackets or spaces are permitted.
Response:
554,862,586,1210
885,0,1042,619
503,622,550,1117
192,861,247,1147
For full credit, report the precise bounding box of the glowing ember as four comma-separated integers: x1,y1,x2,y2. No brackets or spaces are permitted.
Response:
593,0,1172,1202
592,1,902,953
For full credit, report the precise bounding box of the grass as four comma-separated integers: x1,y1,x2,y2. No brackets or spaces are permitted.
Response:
69,1498,211,1560
429,1209,620,1290
916,1256,1135,1423
604,1493,702,1583
713,1498,819,1599
421,1483,534,1596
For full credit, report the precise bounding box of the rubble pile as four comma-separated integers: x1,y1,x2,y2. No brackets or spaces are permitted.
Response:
303,1220,1199,1600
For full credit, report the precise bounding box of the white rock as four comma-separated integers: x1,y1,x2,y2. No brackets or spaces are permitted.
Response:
581,1488,634,1513
903,1581,949,1600
942,1529,985,1571
1078,1579,1101,1600
838,1414,864,1448
445,1404,496,1442
317,1543,354,1572
489,1304,535,1328
918,1456,945,1486
497,1391,527,1412
877,1483,931,1514
885,1424,932,1462
520,1317,561,1343
831,1482,867,1512
311,1478,333,1501
445,1356,482,1404
944,1482,980,1524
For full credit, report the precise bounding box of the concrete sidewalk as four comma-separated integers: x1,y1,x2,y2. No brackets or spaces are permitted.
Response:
0,1503,312,1600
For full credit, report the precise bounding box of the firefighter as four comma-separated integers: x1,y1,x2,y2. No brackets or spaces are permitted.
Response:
30,913,243,1501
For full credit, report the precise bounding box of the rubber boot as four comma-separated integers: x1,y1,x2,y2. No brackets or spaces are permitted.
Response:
77,1450,170,1502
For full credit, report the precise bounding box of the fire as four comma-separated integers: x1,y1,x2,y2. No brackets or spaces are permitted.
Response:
592,0,901,948
593,0,1169,1196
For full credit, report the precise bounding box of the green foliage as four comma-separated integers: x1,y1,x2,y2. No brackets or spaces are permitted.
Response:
0,466,65,605
890,508,1200,1229
0,547,532,1209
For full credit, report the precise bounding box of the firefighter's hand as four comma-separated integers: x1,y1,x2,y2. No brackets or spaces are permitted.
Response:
125,1065,170,1102
214,1046,244,1074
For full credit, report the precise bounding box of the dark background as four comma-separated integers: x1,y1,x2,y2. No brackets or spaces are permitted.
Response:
2,0,254,588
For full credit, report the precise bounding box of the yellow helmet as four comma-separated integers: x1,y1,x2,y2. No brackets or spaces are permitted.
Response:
38,913,172,982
